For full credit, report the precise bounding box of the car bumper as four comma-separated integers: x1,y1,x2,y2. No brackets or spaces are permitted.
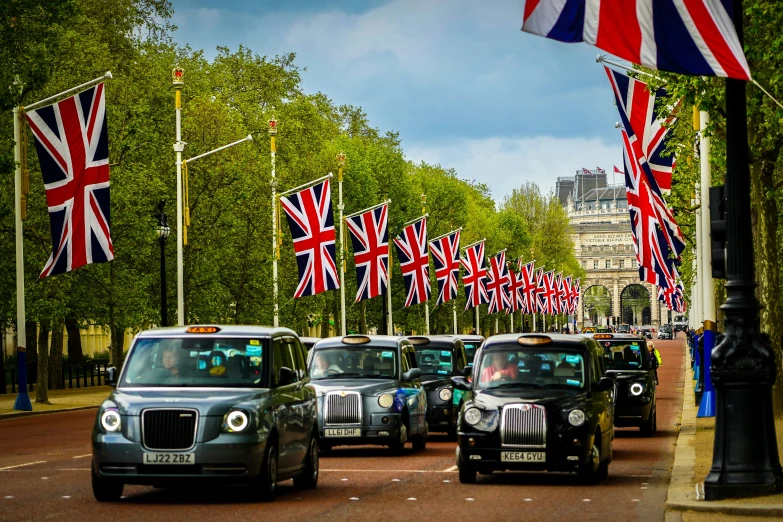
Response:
92,432,267,485
319,413,402,446
426,404,456,432
614,402,653,427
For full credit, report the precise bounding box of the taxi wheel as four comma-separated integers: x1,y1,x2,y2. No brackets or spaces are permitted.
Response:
294,436,319,490
640,408,657,436
578,439,608,484
91,465,123,502
412,435,427,451
389,423,408,454
255,443,278,502
457,450,477,484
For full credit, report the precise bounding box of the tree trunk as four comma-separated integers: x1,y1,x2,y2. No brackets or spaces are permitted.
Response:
360,301,367,334
64,316,84,365
25,321,37,359
110,323,125,372
750,155,783,412
36,320,50,404
49,319,64,390
320,302,330,338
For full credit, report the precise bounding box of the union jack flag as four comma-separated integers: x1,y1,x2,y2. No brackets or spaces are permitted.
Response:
561,275,574,315
517,260,537,315
393,218,430,307
428,229,461,305
461,241,489,309
25,83,114,277
522,0,751,80
659,281,687,313
346,204,389,302
553,273,568,315
486,251,511,314
533,267,545,315
604,66,678,191
280,179,339,298
538,270,559,315
570,277,581,315
507,264,525,313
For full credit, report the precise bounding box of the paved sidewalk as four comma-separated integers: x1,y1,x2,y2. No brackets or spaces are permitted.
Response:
0,386,111,420
665,342,783,519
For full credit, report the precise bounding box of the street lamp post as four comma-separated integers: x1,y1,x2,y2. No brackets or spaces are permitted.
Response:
155,201,171,327
704,0,783,499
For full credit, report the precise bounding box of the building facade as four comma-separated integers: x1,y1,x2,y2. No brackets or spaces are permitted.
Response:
557,170,670,328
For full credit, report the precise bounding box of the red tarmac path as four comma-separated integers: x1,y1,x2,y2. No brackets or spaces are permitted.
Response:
0,337,685,522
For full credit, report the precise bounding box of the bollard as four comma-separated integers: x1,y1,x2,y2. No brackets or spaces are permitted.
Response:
694,334,705,405
68,366,73,388
83,365,88,388
90,365,95,387
697,325,718,417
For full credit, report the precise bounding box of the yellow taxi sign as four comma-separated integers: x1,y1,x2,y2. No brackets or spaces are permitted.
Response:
407,336,430,345
593,333,614,339
517,335,552,345
186,326,221,334
342,335,371,345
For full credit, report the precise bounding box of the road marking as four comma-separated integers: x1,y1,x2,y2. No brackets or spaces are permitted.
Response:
391,479,400,482
349,497,359,501
408,498,417,501
62,496,71,499
632,499,641,502
443,479,451,483
583,499,591,502
524,498,532,502
72,454,91,459
341,478,348,481
323,469,456,473
4,496,13,499
41,477,48,480
466,498,474,501
59,468,90,471
0,461,46,471
443,465,458,472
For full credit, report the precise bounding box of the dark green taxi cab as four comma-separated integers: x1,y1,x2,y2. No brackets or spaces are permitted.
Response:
451,334,615,484
91,326,319,502
307,335,428,453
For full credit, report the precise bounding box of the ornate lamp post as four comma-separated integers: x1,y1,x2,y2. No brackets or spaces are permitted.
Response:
155,200,171,327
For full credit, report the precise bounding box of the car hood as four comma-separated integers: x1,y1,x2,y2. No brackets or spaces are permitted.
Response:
422,376,451,391
607,370,649,380
311,379,398,396
472,388,586,410
110,388,270,416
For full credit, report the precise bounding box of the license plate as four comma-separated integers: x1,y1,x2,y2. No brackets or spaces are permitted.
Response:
143,452,194,465
501,451,546,462
325,428,361,437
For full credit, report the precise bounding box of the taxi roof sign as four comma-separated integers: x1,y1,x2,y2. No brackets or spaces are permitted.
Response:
407,336,430,345
186,326,221,334
517,335,552,345
342,335,371,345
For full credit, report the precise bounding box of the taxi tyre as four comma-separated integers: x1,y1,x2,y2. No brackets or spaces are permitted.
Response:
293,435,319,490
578,432,609,485
412,424,428,451
389,421,408,454
91,463,123,502
640,407,657,436
254,442,278,502
457,448,477,484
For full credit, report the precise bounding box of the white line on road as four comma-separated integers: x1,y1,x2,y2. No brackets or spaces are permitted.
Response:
0,461,46,471
59,468,90,471
72,454,91,459
443,465,458,472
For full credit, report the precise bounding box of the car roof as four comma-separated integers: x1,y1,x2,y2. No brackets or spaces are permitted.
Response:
407,335,461,348
311,334,408,350
583,333,646,341
136,325,297,338
481,333,595,351
456,335,485,342
299,337,321,343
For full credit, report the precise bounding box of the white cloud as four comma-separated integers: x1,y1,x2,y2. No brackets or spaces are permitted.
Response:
405,136,623,203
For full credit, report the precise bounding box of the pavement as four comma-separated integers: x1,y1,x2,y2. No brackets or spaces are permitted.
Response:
664,340,783,520
0,339,685,521
0,386,113,419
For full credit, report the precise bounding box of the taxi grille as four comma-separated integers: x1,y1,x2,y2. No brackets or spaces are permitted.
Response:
142,409,198,450
325,392,362,425
500,404,546,448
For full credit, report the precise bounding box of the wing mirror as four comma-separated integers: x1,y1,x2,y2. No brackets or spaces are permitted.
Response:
105,366,118,387
596,376,614,392
450,376,472,391
402,368,422,381
277,367,296,387
461,366,472,377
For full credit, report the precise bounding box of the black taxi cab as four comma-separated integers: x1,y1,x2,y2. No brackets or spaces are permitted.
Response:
457,334,485,366
306,335,428,453
451,333,615,484
586,332,657,435
92,326,319,502
407,335,470,437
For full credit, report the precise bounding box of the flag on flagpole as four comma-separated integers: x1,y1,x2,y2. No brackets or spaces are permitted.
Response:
462,241,489,309
507,264,525,313
280,179,339,297
393,218,431,307
25,82,115,277
429,230,461,305
518,260,537,315
486,251,511,314
346,203,389,302
521,0,751,80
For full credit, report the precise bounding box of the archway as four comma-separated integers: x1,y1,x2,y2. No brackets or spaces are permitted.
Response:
620,284,650,326
583,285,612,326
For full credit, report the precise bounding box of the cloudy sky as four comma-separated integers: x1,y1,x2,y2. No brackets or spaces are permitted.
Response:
169,0,625,202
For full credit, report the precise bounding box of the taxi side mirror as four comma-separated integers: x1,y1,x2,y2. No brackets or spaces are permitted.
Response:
461,366,472,377
402,368,422,381
596,376,614,392
277,367,296,387
105,366,118,387
450,376,471,391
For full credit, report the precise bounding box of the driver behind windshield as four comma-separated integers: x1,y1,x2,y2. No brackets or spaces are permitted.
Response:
480,352,519,385
311,351,343,379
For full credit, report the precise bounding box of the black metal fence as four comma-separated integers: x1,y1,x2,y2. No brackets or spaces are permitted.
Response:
2,361,111,394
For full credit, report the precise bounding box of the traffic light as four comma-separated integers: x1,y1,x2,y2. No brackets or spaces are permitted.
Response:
709,185,726,279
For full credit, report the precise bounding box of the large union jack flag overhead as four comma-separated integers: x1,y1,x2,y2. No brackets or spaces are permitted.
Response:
462,241,489,310
25,83,115,278
429,229,461,306
517,260,537,315
486,251,511,314
521,0,750,80
604,66,677,191
346,204,389,302
393,217,430,307
280,179,339,298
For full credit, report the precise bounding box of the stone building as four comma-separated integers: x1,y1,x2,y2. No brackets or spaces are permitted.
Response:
557,170,670,328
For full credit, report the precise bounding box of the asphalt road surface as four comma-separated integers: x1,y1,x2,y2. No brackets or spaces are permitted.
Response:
0,337,685,522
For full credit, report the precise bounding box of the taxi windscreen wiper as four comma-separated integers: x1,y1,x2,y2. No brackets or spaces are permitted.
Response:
489,382,544,389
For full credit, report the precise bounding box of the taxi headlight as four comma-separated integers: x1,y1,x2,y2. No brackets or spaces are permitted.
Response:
630,383,645,396
225,410,249,432
568,409,586,427
100,409,121,432
464,407,482,426
378,393,394,408
438,388,453,402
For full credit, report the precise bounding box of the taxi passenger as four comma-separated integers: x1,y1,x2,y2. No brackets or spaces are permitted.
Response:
480,352,519,384
161,345,180,377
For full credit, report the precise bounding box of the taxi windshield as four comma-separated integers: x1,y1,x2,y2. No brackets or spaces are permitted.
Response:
464,342,480,364
120,337,267,388
309,346,397,380
600,340,649,370
476,348,585,390
413,346,453,376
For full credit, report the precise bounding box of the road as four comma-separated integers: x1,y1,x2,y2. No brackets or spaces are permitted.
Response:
0,337,685,522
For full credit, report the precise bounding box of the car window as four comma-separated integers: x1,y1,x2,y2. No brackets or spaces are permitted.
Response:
273,338,298,386
413,346,454,376
599,340,648,370
309,346,398,380
404,345,418,369
475,348,585,390
284,337,306,381
293,339,308,379
463,342,480,364
455,341,467,370
591,350,603,385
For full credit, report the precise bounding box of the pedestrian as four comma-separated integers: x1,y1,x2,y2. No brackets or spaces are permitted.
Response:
647,341,662,384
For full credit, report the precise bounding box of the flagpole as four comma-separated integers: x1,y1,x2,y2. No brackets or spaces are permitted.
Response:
12,107,31,411
269,117,279,328
453,300,458,334
345,199,391,219
337,155,347,336
279,173,334,198
24,71,113,111
173,68,185,326
387,257,393,336
698,109,716,417
421,195,429,335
